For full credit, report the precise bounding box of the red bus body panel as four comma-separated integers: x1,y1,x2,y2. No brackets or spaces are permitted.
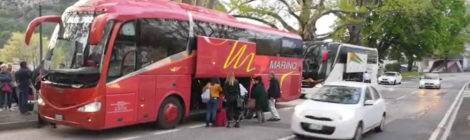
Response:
37,0,302,130
195,37,302,101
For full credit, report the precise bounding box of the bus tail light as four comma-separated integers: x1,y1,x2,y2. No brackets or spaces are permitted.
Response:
37,96,45,106
321,51,328,61
77,102,102,113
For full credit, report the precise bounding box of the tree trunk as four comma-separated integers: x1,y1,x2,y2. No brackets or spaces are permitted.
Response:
444,56,448,72
181,0,194,5
407,59,413,71
206,0,216,9
195,0,204,7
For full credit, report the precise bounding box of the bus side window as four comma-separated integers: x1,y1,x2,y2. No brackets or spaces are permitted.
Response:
106,21,137,81
139,19,188,66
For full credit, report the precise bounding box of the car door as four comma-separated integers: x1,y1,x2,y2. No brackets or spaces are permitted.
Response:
363,88,376,129
370,86,386,125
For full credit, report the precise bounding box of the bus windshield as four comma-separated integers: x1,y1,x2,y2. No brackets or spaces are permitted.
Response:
44,12,100,70
302,43,324,80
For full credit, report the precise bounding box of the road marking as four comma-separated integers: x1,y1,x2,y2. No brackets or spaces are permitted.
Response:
278,134,296,140
153,129,180,135
187,124,205,129
396,95,407,100
117,136,141,140
440,90,464,140
428,82,469,140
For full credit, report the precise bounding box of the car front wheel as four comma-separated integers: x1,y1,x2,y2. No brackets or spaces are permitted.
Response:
351,123,363,140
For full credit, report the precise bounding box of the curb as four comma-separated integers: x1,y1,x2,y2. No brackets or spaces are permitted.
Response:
0,120,38,131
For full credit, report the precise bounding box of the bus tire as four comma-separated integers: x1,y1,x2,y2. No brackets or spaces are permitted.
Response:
155,96,183,129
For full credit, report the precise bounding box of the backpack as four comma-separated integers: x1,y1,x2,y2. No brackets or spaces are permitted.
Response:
1,82,11,93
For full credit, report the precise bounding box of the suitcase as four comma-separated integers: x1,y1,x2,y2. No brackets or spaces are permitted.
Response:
214,109,226,127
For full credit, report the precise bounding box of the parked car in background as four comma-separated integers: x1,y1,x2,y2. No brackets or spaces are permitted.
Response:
419,73,442,89
378,71,402,85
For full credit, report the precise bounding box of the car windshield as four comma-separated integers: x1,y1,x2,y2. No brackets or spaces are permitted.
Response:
383,73,396,76
307,85,362,104
423,74,439,79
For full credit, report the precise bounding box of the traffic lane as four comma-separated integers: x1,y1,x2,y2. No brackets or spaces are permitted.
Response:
377,75,464,100
364,83,465,140
130,108,296,140
0,117,208,140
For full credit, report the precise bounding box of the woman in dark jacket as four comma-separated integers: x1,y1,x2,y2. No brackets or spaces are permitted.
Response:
250,76,269,123
0,64,14,111
224,72,241,128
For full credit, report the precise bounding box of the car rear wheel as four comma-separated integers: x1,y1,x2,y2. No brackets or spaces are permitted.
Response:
375,114,386,132
393,80,396,85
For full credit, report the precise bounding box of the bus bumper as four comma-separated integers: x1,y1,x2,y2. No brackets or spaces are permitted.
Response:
39,106,104,130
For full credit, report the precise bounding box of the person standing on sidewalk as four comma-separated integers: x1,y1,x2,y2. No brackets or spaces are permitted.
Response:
15,61,32,115
0,64,14,111
267,72,281,121
7,63,18,106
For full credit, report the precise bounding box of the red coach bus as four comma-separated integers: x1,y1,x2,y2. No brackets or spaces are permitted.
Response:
25,0,302,130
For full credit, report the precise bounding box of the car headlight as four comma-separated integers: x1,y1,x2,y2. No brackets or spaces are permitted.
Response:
37,96,45,106
434,81,440,84
338,110,355,120
77,102,102,113
294,105,305,116
378,77,383,80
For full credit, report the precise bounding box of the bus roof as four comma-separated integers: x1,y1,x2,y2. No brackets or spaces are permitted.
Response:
71,0,301,39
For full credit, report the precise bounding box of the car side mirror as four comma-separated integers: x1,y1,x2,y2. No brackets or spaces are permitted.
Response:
440,78,442,80
419,78,421,80
364,100,374,106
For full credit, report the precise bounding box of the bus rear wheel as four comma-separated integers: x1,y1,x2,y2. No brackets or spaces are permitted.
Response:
155,96,183,129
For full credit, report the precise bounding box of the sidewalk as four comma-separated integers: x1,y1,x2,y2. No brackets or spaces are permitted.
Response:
448,90,470,140
0,106,37,131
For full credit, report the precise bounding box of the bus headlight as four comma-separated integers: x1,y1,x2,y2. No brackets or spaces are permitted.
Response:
77,102,102,113
314,83,323,88
37,96,45,106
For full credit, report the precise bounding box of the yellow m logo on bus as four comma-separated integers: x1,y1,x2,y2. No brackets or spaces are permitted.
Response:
223,41,256,72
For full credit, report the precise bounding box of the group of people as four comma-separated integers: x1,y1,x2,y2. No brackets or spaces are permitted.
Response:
0,61,34,115
203,71,282,128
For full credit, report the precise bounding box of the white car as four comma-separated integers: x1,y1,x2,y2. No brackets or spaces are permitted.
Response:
419,73,442,89
378,72,402,85
291,81,386,140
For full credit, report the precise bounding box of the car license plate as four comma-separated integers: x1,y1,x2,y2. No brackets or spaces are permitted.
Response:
54,114,63,121
309,124,322,130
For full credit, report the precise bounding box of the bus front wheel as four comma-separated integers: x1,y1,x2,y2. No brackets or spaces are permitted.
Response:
155,96,183,129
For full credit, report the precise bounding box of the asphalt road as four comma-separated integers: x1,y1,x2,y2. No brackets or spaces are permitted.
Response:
0,73,468,140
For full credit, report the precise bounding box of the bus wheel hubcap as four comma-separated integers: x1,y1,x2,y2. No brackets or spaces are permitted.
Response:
164,103,178,123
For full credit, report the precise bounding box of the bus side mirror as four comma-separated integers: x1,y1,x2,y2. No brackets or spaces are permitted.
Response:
89,14,108,45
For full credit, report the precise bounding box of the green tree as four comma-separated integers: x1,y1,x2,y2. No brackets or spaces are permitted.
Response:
225,0,364,41
0,32,48,66
432,0,470,70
